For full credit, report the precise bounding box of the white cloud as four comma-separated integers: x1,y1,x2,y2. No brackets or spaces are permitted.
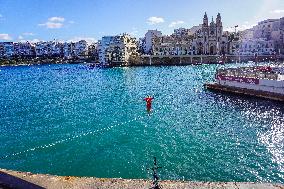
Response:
270,9,284,14
48,16,65,22
224,27,236,32
18,33,37,42
68,20,75,24
0,34,12,40
39,22,63,29
0,14,4,21
129,27,139,36
224,22,257,32
147,16,165,25
23,32,35,36
29,39,42,43
39,16,66,29
169,20,185,28
19,39,42,43
68,37,96,44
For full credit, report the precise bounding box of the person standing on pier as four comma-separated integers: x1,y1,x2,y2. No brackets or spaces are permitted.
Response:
144,96,154,113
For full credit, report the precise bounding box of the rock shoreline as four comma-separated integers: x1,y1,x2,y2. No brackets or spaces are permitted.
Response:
0,168,283,189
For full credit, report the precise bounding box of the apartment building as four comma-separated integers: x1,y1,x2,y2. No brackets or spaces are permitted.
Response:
97,34,138,66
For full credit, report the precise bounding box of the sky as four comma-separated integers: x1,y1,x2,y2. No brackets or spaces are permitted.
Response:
0,0,284,43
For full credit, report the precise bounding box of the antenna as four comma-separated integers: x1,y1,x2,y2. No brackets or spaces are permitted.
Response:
147,157,162,189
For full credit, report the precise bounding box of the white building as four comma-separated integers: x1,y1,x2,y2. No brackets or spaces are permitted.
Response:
240,29,254,40
63,42,74,58
188,25,202,35
239,38,274,55
97,36,115,64
0,42,14,58
73,40,88,58
143,30,162,54
173,28,190,37
88,43,98,58
253,19,279,40
97,34,138,66
35,41,49,57
51,41,63,57
13,42,35,57
243,17,284,54
0,43,4,58
152,35,194,56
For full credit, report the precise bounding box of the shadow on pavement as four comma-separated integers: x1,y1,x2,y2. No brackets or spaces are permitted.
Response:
0,171,45,189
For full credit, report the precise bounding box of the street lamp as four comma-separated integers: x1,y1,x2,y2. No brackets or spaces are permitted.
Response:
234,25,239,34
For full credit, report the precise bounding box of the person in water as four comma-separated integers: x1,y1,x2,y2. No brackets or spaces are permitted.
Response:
144,96,154,112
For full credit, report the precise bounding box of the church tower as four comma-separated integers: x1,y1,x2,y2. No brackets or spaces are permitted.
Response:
216,13,223,42
216,13,222,26
203,12,208,26
202,12,209,41
209,16,216,36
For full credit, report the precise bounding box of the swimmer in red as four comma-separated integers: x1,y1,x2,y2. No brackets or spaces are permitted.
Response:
144,95,154,113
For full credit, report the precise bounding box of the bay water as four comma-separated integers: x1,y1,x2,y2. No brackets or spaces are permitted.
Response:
0,63,283,183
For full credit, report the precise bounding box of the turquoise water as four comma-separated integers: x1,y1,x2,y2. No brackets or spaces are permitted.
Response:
0,63,284,183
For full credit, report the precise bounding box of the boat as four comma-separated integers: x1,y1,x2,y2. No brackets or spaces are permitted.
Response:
87,63,113,69
86,63,99,69
99,63,113,68
205,64,284,101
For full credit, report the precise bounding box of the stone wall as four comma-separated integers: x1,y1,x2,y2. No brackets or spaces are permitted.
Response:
136,55,282,67
0,168,283,189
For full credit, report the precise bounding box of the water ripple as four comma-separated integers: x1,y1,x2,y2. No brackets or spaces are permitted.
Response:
0,63,284,183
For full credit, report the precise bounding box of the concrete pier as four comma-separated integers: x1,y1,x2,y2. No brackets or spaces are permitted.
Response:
0,168,283,189
204,83,284,102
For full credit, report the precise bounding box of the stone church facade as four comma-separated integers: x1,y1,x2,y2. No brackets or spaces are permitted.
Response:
192,13,229,55
151,13,232,56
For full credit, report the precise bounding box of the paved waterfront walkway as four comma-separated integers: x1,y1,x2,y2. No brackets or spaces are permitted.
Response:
0,169,283,189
